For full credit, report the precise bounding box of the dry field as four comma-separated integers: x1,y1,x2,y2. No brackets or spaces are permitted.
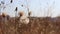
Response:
0,16,60,34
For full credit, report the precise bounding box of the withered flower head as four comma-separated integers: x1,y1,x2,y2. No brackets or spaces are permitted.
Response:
18,11,24,17
2,12,7,17
28,11,32,16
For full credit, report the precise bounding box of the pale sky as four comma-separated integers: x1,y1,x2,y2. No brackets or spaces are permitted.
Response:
0,0,60,17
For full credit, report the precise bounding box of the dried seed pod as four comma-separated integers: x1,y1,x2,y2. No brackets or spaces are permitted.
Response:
18,11,24,17
28,11,32,16
15,7,18,11
10,0,13,3
2,12,7,17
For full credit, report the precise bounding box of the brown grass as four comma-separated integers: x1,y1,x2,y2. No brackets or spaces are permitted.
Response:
0,16,60,34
